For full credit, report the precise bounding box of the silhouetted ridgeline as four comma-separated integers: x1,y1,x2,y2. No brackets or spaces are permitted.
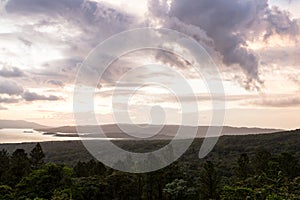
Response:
0,119,49,129
36,124,281,139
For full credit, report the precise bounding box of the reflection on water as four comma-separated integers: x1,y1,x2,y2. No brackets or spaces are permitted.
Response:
0,128,123,144
0,128,81,144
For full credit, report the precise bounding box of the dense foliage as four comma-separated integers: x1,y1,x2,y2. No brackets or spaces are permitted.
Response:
0,129,300,199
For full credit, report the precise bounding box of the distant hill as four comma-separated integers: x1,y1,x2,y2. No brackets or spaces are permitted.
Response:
0,119,49,129
37,124,282,138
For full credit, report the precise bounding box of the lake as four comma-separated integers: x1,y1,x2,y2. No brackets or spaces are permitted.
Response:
0,128,126,144
0,128,81,144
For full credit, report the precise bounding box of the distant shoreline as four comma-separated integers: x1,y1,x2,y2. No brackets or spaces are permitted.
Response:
0,128,298,146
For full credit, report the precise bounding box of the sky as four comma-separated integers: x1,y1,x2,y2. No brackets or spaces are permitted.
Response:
0,0,299,129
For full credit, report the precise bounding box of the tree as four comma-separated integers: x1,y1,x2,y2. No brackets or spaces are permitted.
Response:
278,152,299,178
30,143,45,170
87,160,106,176
0,185,14,200
0,149,10,183
236,153,251,180
51,189,72,200
106,172,139,200
72,177,110,200
15,163,73,199
74,160,106,177
74,161,89,177
199,161,220,200
8,149,31,186
253,149,271,175
163,179,196,200
220,186,254,200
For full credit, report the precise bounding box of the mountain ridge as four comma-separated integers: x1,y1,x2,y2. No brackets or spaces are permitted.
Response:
36,124,282,138
0,119,49,129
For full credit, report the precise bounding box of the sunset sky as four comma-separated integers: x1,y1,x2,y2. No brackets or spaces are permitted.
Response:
0,0,299,129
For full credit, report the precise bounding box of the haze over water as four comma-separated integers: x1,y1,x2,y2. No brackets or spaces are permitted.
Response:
0,129,80,144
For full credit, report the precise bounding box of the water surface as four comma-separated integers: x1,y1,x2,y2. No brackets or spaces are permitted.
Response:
0,128,80,144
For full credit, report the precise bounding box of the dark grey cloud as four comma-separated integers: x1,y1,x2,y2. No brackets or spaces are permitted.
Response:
47,80,64,87
22,91,61,101
0,79,24,95
264,6,299,40
148,0,260,79
148,0,299,87
0,97,20,103
154,49,192,70
5,0,83,16
0,66,25,77
5,0,135,44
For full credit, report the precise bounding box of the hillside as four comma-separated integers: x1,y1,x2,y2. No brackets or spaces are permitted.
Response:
36,124,281,139
0,119,49,129
0,129,298,166
0,129,299,199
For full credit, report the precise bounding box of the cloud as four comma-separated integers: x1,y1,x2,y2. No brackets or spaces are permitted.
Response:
251,96,300,107
47,80,64,87
22,91,61,101
259,45,300,67
3,0,138,86
2,0,299,94
264,6,299,39
5,0,84,15
29,58,81,83
5,0,136,47
0,97,20,103
0,79,24,95
0,66,25,77
0,105,8,110
147,0,299,88
147,0,260,79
